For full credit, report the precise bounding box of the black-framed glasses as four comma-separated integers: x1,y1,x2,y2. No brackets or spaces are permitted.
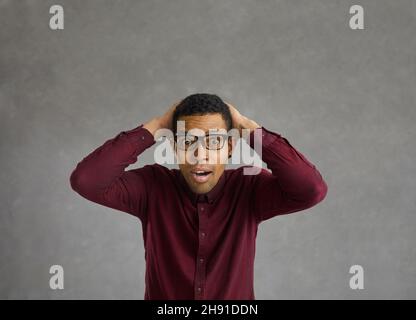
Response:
175,133,230,151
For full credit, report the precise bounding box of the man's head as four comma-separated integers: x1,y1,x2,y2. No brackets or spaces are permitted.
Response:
172,93,233,195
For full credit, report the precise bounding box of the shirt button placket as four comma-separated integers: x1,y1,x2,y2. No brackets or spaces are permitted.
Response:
195,204,208,300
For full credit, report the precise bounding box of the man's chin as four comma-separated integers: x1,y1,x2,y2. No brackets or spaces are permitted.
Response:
188,180,214,195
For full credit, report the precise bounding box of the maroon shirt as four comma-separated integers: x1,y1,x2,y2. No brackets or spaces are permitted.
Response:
70,124,328,300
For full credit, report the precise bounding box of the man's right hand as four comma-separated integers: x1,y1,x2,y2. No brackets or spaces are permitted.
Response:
143,100,182,136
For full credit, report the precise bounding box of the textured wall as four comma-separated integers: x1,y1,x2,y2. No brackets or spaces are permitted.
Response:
0,0,415,299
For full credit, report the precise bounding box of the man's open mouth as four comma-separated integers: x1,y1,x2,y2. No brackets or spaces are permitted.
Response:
190,170,213,183
193,170,211,176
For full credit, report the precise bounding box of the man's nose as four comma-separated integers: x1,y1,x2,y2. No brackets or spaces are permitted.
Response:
193,141,207,160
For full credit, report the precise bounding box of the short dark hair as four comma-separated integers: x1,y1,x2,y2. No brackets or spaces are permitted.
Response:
172,93,232,133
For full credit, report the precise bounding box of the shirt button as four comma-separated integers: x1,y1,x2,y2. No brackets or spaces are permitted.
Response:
141,136,145,140
200,207,204,211
199,258,204,263
197,287,202,292
201,232,206,237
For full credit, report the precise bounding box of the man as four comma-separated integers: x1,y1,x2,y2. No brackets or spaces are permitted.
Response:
70,93,328,300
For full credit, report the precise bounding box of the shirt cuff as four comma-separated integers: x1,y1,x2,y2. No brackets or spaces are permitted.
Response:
248,126,280,150
120,124,156,149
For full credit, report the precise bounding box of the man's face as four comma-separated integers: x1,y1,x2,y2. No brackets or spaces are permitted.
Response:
175,113,232,194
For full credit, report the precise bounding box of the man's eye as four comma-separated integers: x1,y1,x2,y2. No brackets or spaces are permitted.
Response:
185,136,197,145
208,136,221,145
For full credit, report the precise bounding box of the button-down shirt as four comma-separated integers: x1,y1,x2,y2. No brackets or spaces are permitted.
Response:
70,124,328,299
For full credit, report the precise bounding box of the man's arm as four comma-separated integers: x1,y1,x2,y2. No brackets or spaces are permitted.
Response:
69,101,180,221
226,102,328,223
69,124,155,221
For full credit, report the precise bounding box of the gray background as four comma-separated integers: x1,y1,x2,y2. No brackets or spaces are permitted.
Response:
1,0,415,299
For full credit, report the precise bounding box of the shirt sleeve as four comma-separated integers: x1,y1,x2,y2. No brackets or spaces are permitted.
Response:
69,124,156,222
248,126,328,223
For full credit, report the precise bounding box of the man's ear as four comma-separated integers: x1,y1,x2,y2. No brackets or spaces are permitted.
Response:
169,137,177,152
228,137,234,158
170,138,180,163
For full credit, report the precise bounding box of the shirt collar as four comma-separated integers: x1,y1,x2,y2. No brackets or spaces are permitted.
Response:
176,169,226,205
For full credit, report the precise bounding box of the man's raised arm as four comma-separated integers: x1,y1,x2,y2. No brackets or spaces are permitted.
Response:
69,101,179,221
226,102,328,223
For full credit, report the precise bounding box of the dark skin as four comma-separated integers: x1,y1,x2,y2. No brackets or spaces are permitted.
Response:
143,100,260,194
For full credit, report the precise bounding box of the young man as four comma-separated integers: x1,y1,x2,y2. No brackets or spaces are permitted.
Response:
70,93,328,300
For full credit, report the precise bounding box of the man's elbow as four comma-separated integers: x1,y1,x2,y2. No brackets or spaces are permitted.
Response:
303,179,328,208
70,168,90,196
70,166,105,204
70,168,82,192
